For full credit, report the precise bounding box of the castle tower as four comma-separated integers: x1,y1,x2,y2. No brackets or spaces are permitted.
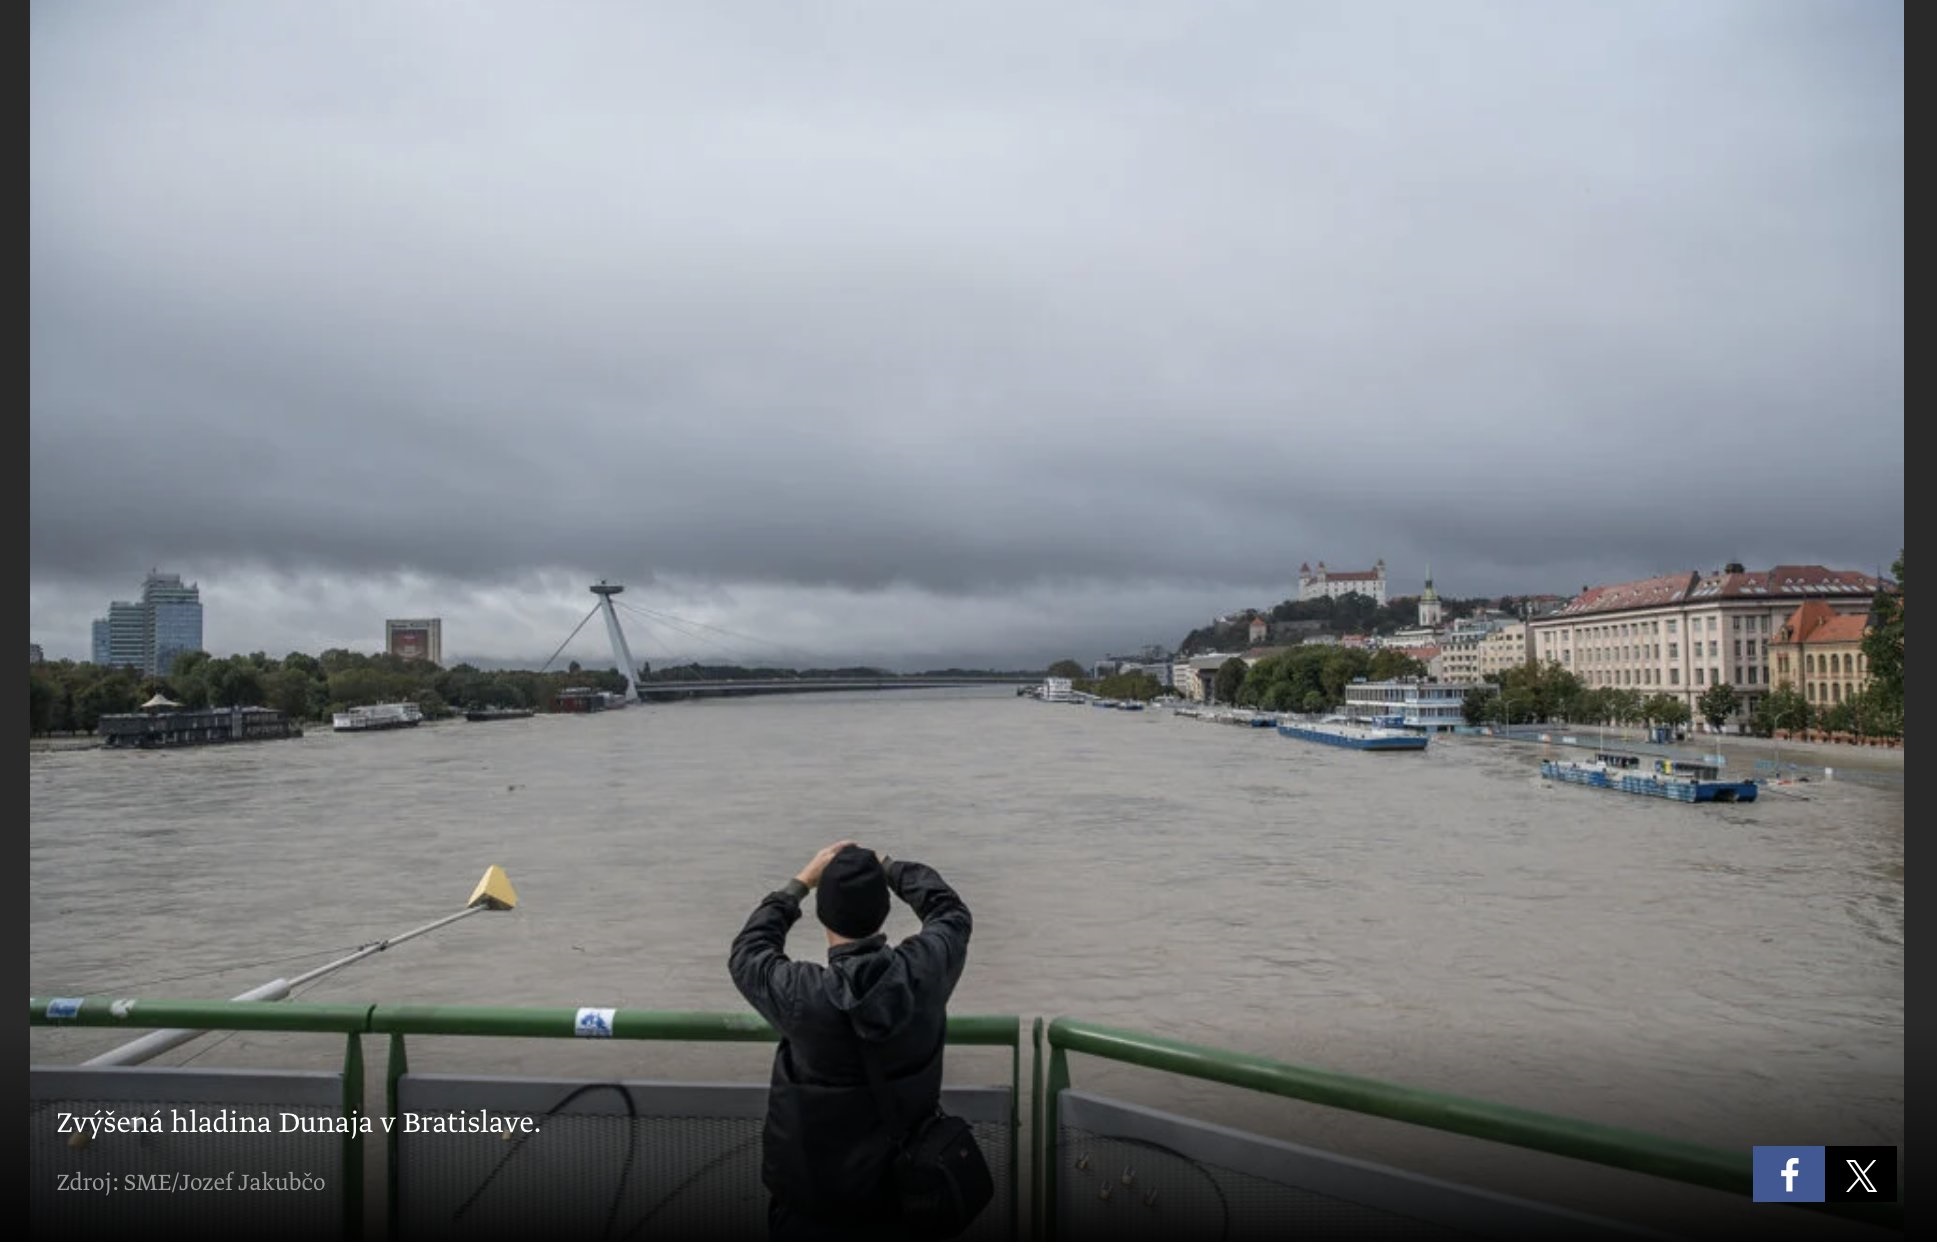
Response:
1419,564,1443,628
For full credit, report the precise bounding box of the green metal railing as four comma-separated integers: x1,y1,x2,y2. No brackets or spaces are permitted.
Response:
32,997,1901,1236
1037,1017,1902,1234
31,997,1024,1239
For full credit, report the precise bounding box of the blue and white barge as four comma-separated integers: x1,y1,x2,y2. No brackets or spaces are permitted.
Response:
1539,751,1759,803
1275,714,1429,751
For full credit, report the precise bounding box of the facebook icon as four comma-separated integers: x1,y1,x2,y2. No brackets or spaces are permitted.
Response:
1753,1146,1826,1202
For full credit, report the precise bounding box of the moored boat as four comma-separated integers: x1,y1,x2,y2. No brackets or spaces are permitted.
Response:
1539,751,1758,803
332,702,424,732
1275,713,1428,751
1039,677,1081,703
99,705,302,749
464,707,536,722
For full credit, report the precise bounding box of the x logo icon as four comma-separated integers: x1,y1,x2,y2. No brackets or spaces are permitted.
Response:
1844,1158,1877,1194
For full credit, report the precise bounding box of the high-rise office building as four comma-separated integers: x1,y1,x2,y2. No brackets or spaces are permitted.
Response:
91,571,204,675
106,601,150,671
386,619,443,666
143,571,204,675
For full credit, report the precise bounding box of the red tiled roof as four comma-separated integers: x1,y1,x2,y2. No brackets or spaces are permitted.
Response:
1776,601,1870,646
1557,566,1886,618
1805,615,1869,644
1774,601,1833,644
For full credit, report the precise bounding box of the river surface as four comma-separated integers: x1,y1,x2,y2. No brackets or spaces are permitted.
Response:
29,689,1905,1231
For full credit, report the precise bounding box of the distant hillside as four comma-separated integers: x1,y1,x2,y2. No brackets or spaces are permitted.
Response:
1177,592,1504,654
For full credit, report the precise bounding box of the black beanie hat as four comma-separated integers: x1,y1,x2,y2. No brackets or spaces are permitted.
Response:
816,845,890,939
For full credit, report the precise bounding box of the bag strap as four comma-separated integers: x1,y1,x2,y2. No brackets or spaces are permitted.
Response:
847,1017,909,1148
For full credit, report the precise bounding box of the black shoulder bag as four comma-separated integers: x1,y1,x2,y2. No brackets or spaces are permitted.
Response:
852,1031,995,1238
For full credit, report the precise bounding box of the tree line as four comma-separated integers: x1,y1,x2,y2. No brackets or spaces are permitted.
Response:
1229,644,1429,712
31,649,1057,736
27,649,635,735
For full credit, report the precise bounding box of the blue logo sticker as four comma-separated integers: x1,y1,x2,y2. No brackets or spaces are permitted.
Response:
1753,1146,1825,1202
45,997,84,1020
574,1007,616,1038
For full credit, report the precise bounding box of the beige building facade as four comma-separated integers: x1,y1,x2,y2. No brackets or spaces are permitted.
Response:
1478,621,1534,678
1530,565,1885,726
1769,602,1872,709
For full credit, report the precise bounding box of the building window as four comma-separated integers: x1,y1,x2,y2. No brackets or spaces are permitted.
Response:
1711,668,1720,685
1668,621,1678,635
1760,666,1768,684
1733,640,1742,658
1735,666,1743,684
1843,654,1853,674
1708,641,1718,657
1670,668,1680,685
1669,643,1678,659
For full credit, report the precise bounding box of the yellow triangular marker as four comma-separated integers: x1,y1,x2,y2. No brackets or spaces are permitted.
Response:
468,865,518,911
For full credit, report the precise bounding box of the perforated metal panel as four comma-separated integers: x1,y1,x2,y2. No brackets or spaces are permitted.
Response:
1056,1091,1652,1240
29,1066,346,1240
395,1075,1013,1239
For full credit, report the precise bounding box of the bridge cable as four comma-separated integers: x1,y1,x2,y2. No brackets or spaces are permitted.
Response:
611,601,735,661
625,602,815,663
608,608,698,672
613,601,755,666
538,604,602,674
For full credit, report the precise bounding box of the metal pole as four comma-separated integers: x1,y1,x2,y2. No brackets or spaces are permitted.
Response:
82,905,489,1067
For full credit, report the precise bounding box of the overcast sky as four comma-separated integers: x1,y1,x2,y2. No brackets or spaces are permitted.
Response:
30,1,1903,669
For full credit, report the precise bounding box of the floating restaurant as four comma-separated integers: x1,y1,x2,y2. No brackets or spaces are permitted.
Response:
97,696,302,749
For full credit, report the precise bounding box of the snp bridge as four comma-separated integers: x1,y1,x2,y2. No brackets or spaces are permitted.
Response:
568,582,1036,701
636,675,1034,698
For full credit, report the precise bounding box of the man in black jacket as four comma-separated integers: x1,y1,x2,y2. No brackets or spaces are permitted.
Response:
728,840,972,1238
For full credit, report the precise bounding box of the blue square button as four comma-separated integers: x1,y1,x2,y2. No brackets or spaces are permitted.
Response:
1753,1146,1825,1202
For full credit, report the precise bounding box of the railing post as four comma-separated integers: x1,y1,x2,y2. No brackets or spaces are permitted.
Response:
1029,1017,1044,1239
1042,1022,1070,1239
1009,1023,1021,1240
341,1031,364,1238
386,1033,409,1238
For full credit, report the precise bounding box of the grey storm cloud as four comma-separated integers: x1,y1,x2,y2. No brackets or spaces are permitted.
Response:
29,0,1903,664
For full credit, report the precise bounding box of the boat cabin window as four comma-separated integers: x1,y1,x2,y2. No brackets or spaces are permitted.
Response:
1595,752,1640,769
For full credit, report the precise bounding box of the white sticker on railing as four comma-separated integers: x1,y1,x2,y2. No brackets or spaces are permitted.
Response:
46,997,83,1020
574,1007,616,1038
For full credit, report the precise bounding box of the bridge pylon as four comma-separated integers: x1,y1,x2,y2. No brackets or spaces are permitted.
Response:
590,582,641,704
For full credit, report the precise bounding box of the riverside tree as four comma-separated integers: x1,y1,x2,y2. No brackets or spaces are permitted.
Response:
1698,683,1740,733
1860,548,1903,734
